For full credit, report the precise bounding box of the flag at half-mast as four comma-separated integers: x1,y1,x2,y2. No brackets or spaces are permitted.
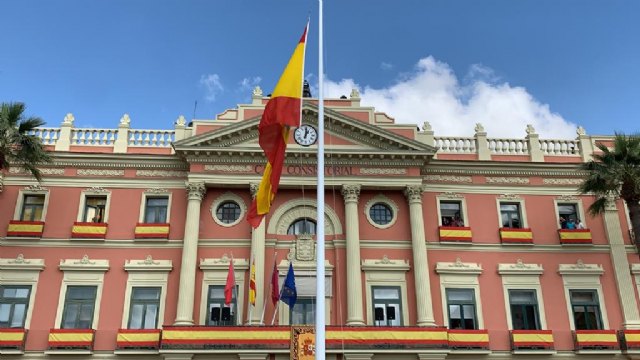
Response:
247,23,309,228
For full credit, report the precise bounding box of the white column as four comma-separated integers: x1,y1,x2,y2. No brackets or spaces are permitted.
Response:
249,183,266,325
174,182,205,325
404,185,436,326
603,198,640,329
342,184,365,326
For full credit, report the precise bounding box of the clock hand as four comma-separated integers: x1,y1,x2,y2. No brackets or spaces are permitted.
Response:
304,127,309,138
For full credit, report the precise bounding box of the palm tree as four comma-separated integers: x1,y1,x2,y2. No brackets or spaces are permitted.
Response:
0,102,51,181
579,134,640,245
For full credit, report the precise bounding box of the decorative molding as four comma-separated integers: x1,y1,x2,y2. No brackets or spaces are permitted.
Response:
186,182,206,201
176,115,187,126
605,195,618,211
486,177,530,184
543,178,583,185
361,256,410,271
59,255,109,272
439,192,464,199
199,256,249,271
124,256,172,272
253,86,263,97
631,264,640,275
145,187,170,194
249,183,259,199
404,185,424,203
364,194,399,229
85,186,110,193
0,255,45,271
359,168,407,175
268,198,342,235
424,174,473,183
341,184,361,202
498,259,544,275
423,167,588,178
436,258,483,275
77,169,124,176
204,164,253,173
556,195,579,202
498,193,522,200
63,113,75,125
558,259,604,275
136,170,188,177
24,184,48,192
9,167,64,175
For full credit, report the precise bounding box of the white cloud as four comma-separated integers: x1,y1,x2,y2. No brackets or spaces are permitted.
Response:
380,62,394,71
321,56,577,138
238,76,262,92
199,74,224,102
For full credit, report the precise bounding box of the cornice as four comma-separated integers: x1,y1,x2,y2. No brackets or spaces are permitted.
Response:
424,160,587,178
47,153,187,170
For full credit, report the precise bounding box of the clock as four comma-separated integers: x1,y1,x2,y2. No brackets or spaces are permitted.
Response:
294,124,318,146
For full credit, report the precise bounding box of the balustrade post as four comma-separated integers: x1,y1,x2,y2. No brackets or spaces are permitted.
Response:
55,113,74,151
474,123,491,160
174,115,188,141
576,127,594,162
114,114,130,153
526,124,544,162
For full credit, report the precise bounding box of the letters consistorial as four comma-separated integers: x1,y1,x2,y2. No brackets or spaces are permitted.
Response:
186,182,205,201
341,184,361,203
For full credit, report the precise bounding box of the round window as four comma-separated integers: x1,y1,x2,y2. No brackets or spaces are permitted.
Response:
369,203,393,226
216,201,241,224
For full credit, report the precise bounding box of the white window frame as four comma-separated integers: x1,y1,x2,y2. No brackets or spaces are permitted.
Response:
553,197,588,229
496,196,529,228
121,257,172,329
198,256,248,325
436,259,484,329
362,257,410,325
211,192,246,227
436,193,469,227
13,186,50,221
138,190,172,223
498,261,547,330
277,260,333,325
54,256,109,329
76,188,112,223
558,261,608,330
0,255,45,329
364,195,399,229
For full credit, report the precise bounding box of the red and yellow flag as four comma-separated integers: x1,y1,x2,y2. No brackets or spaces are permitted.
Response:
249,258,256,306
247,23,309,228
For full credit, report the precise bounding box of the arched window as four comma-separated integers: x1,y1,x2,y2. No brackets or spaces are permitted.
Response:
287,218,316,235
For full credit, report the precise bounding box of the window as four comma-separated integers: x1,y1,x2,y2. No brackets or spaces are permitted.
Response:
570,290,603,330
61,286,97,329
144,197,168,223
369,203,393,226
215,201,241,224
0,286,31,328
128,287,161,329
20,195,45,221
558,203,579,229
446,288,477,329
500,203,522,228
290,298,315,325
83,196,107,223
206,285,236,326
509,290,540,330
287,218,316,235
372,286,402,326
440,200,464,227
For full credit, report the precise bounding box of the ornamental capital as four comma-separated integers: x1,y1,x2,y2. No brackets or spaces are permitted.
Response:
249,183,260,199
186,182,206,201
404,185,424,203
341,184,361,202
605,194,618,211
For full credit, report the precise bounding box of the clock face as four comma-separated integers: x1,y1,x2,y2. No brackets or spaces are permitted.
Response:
294,125,318,146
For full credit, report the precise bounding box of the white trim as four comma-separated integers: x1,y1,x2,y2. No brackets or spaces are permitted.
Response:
76,188,112,223
553,197,588,229
498,261,547,330
436,193,469,227
210,192,246,227
13,187,50,221
198,257,249,325
364,195,399,229
267,199,342,235
121,257,172,329
362,257,409,325
436,260,484,328
496,197,529,229
0,255,45,329
54,256,109,329
558,261,608,330
138,191,173,223
631,264,640,305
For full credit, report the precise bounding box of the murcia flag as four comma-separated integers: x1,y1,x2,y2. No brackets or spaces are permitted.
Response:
224,259,235,305
247,23,309,228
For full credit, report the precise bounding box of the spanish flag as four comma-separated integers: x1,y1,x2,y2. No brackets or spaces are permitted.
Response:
249,258,256,306
247,23,309,228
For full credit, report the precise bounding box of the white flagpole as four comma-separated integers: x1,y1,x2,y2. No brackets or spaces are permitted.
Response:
316,0,326,358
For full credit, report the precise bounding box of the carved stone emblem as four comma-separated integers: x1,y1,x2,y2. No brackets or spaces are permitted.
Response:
294,234,316,262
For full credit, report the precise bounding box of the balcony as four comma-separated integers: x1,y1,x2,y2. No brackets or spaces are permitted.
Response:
6,220,44,238
574,330,619,354
559,229,592,245
620,330,640,352
134,223,170,239
447,329,490,351
510,330,554,353
71,222,108,239
116,329,161,351
500,228,533,244
47,329,95,353
438,226,472,243
0,328,27,353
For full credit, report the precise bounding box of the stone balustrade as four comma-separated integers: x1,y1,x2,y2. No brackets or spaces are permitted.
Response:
128,129,175,147
71,128,118,146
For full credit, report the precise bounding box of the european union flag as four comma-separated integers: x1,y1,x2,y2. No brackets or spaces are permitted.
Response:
280,262,297,307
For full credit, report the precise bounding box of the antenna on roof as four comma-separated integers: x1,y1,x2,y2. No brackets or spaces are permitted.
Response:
193,100,198,120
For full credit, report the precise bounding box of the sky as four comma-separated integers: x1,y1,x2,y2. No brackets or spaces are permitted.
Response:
1,0,638,138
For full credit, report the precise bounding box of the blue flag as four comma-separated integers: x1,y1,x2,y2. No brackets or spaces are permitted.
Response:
280,262,297,307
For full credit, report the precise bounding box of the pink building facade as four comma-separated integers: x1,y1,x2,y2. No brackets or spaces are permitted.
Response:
1,88,640,359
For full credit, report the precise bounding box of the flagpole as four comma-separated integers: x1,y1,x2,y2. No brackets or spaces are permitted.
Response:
316,0,326,358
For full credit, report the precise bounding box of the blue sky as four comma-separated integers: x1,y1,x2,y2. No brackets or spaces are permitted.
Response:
1,0,638,138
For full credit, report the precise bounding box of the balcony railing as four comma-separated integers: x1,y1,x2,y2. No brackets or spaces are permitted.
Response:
6,220,45,238
438,226,473,242
47,329,95,351
71,222,108,239
134,223,170,239
510,330,554,351
500,228,534,244
447,329,490,350
574,330,619,351
116,329,161,350
558,229,593,245
0,328,27,352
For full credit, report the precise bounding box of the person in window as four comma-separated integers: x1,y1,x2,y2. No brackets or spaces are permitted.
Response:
566,218,576,229
576,219,585,229
453,213,464,227
559,216,567,229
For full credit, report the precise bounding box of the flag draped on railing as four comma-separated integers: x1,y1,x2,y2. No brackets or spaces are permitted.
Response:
249,258,256,306
247,23,309,228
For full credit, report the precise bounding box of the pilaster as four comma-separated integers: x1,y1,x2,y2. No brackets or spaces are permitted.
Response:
342,184,365,325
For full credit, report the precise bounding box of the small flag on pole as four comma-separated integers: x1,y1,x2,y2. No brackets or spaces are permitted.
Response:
271,262,280,305
224,259,235,305
280,262,297,307
249,259,256,306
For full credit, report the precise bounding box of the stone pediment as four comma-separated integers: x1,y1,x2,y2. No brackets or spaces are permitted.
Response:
173,104,436,161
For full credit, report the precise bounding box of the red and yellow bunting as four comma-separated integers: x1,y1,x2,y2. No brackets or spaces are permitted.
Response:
134,223,170,239
500,228,533,244
48,329,94,349
116,329,161,349
161,326,290,349
575,330,618,349
7,220,44,237
623,330,640,349
71,222,108,238
326,327,448,348
559,229,592,244
0,328,26,349
439,226,473,242
511,330,554,348
448,329,490,349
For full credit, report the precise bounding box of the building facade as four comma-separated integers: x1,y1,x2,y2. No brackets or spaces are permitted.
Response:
1,88,640,360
